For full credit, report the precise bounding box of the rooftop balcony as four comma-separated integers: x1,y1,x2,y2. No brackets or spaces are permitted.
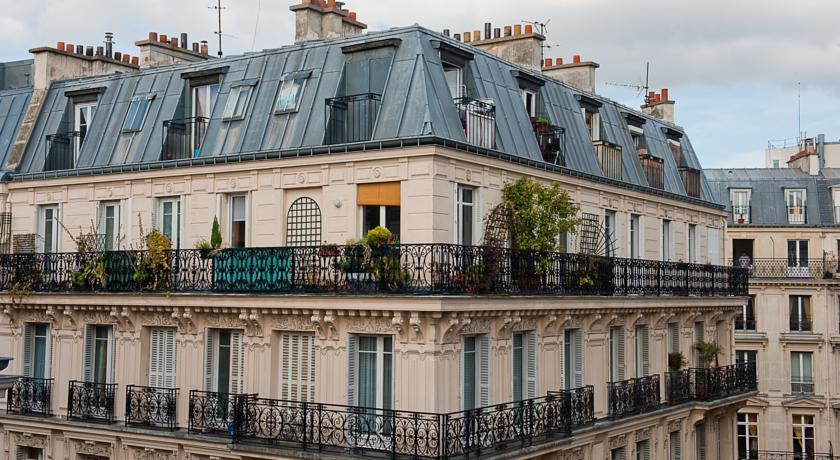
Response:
161,117,209,160
325,93,382,145
730,258,831,279
0,244,748,297
594,140,622,180
44,131,82,171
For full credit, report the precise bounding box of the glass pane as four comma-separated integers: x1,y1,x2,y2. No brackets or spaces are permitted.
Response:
218,331,231,393
162,202,173,240
232,196,246,221
93,326,109,383
209,84,220,112
463,336,476,409
383,342,392,410
358,339,377,408
362,206,379,236
512,333,523,401
33,328,46,380
43,208,55,253
234,87,250,117
123,101,139,130
134,99,149,129
385,206,400,240
791,353,801,380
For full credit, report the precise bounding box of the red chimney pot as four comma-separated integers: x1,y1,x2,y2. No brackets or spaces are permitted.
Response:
557,57,563,65
327,0,336,7
349,11,357,20
513,24,522,36
525,24,533,34
573,55,581,63
131,56,139,66
544,58,553,67
661,88,669,101
149,32,158,42
122,53,131,63
56,42,66,52
160,34,168,43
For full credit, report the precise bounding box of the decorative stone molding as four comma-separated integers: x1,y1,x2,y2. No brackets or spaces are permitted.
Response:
172,308,197,335
635,426,653,442
132,446,176,460
668,418,684,433
75,439,113,457
409,312,422,339
560,446,585,460
12,432,48,449
311,313,336,340
608,433,627,449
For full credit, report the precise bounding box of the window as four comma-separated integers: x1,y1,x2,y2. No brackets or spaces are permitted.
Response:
192,83,220,119
16,446,44,460
348,335,393,410
669,431,682,460
204,329,244,394
737,413,759,460
223,84,253,120
582,108,600,141
83,325,113,384
38,205,59,253
512,331,537,401
790,352,813,395
707,227,721,265
22,323,50,379
609,326,625,382
228,195,247,248
662,219,672,261
158,198,182,249
695,422,706,460
629,125,646,151
693,322,704,367
611,447,627,460
629,214,640,259
604,211,616,257
787,240,809,274
276,74,308,113
789,296,812,332
358,182,401,239
667,322,680,355
286,197,322,247
564,329,583,389
736,350,757,375
462,335,490,409
456,185,475,245
786,189,806,224
99,201,120,251
279,332,315,402
74,102,96,159
773,160,780,168
443,62,464,99
687,224,696,263
523,90,537,118
122,95,153,132
791,415,815,458
731,189,751,224
736,296,756,331
635,325,650,377
636,440,650,460
148,327,176,388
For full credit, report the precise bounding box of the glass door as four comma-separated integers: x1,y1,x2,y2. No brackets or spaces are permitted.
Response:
191,84,219,156
356,335,393,438
74,103,97,163
40,206,59,253
159,198,181,249
786,190,806,224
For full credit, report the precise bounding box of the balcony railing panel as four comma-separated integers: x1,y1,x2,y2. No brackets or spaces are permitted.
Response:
532,122,565,165
679,167,701,198
608,375,660,419
7,377,53,416
125,385,178,430
0,245,749,297
455,97,496,149
748,451,838,460
67,380,117,423
730,258,825,279
787,205,807,224
594,140,622,180
189,390,249,435
161,117,209,161
735,318,757,331
790,379,814,395
666,363,757,404
44,131,82,171
639,153,664,189
732,205,752,224
325,94,382,145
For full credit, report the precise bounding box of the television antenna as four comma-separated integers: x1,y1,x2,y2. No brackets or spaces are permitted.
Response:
522,19,552,65
605,62,651,103
210,0,226,57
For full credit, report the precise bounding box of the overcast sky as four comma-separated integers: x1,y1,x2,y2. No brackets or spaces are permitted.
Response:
2,0,838,168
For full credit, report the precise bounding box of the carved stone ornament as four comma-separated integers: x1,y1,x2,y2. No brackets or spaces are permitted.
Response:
668,419,683,433
609,434,628,450
133,446,176,460
309,313,335,340
635,426,652,442
560,446,585,460
13,432,48,449
75,439,113,457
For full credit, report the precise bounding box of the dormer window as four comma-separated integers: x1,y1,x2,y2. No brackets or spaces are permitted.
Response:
122,95,154,132
731,189,751,224
629,126,646,152
276,71,311,113
443,62,464,99
523,90,537,118
785,189,806,224
223,81,256,120
583,109,600,142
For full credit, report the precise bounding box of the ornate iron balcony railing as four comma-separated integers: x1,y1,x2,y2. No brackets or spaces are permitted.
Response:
6,377,53,416
729,258,826,279
787,205,807,224
745,451,839,460
67,380,117,424
188,390,249,435
325,93,382,145
125,385,178,430
607,375,660,419
735,317,757,331
0,244,748,297
161,117,209,161
455,97,496,149
665,362,757,404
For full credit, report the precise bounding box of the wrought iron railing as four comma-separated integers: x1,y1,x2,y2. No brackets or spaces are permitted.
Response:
790,318,812,332
6,377,53,416
67,380,117,423
791,378,815,395
594,140,622,180
125,385,178,430
729,258,826,279
0,245,748,297
639,153,664,189
665,363,757,404
161,117,209,160
679,166,701,198
44,131,83,171
747,451,838,460
325,93,382,144
732,205,751,224
188,390,248,435
735,317,757,331
787,205,807,224
455,97,496,149
607,375,660,419
532,122,565,165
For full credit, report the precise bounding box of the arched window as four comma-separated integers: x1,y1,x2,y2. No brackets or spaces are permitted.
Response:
286,197,321,246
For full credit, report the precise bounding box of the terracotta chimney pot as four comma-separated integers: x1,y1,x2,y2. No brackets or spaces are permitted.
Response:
661,88,669,101
544,58,553,67
513,24,522,36
56,42,66,52
525,24,533,34
573,55,581,63
149,32,158,41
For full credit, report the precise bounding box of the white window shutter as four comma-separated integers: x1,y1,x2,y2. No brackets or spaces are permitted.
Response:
616,327,626,381
15,448,24,460
22,323,33,378
347,334,358,405
640,441,650,460
281,332,316,402
230,331,243,394
204,329,217,391
612,447,626,460
696,424,706,460
303,333,315,402
669,323,680,354
163,328,177,388
281,333,291,399
149,328,163,387
525,331,537,399
46,325,53,379
573,330,584,388
670,432,682,460
478,334,491,406
641,326,650,376
83,325,95,382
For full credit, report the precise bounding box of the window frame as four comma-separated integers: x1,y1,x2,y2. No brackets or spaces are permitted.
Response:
38,205,60,253
228,194,248,249
790,351,813,394
522,89,537,118
456,184,475,245
98,200,121,251
275,74,309,114
121,95,154,133
158,197,182,249
737,413,759,460
791,414,815,457
661,219,672,261
222,84,255,121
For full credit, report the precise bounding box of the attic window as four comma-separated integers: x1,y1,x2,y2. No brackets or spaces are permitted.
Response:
121,95,154,132
523,90,537,118
275,71,311,113
223,80,257,120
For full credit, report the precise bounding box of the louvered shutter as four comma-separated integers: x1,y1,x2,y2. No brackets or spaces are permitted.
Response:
670,432,682,460
46,326,53,379
638,325,650,377
106,326,115,384
83,325,95,381
637,440,650,460
525,331,537,399
303,333,315,401
612,447,626,460
669,323,680,354
347,334,358,405
22,323,33,378
15,448,24,460
281,333,291,399
204,329,217,391
573,330,584,388
149,328,163,387
696,424,706,460
693,322,704,366
163,328,177,388
478,334,491,406
281,332,316,402
230,331,243,394
611,327,626,381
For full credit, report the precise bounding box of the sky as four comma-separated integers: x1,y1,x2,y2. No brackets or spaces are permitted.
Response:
2,0,838,168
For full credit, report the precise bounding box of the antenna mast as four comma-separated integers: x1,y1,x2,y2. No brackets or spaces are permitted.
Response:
522,19,551,65
797,81,802,143
210,0,226,58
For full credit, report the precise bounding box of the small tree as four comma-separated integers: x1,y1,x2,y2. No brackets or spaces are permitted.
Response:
210,216,222,249
500,177,579,252
668,352,688,371
694,341,721,368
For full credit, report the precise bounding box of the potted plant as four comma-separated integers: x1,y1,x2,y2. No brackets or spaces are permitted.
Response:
132,230,173,291
195,217,223,259
531,116,552,134
337,240,370,289
694,341,721,368
668,352,688,372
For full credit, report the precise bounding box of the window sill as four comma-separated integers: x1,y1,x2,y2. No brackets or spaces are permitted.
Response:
779,331,824,345
734,330,768,344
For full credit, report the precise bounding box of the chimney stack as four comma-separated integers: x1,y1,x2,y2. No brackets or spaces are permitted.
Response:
289,0,367,42
452,21,545,70
134,32,211,68
542,55,600,93
641,88,676,123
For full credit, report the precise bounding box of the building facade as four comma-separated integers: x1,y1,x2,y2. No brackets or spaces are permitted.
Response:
0,2,756,460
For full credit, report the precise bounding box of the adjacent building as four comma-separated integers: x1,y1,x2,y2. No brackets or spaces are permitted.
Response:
0,2,756,460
